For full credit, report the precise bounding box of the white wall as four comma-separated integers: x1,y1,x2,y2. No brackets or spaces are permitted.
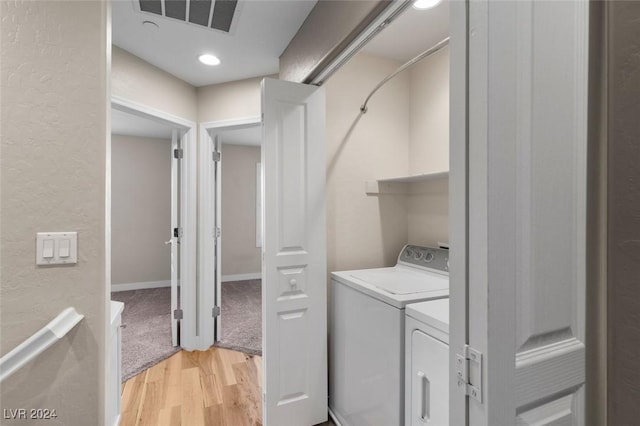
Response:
409,46,450,175
325,48,450,262
198,76,267,123
325,53,410,272
406,46,450,246
1,1,108,423
221,144,262,277
111,135,172,285
112,46,198,122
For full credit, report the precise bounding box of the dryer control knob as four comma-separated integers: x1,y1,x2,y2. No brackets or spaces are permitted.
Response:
424,252,434,263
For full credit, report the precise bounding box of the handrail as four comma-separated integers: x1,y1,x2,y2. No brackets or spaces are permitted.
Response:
0,307,84,383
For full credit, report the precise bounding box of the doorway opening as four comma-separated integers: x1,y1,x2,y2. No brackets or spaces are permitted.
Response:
199,117,263,353
109,97,197,380
215,125,263,355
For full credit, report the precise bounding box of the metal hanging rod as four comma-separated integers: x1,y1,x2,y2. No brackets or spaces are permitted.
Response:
360,37,450,114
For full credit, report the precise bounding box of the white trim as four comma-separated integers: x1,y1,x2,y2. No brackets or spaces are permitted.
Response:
110,280,171,292
112,95,195,130
199,116,262,349
222,273,262,283
256,162,263,248
449,0,469,424
200,116,262,131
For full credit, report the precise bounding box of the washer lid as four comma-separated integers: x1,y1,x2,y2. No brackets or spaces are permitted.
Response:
348,266,449,295
406,299,450,334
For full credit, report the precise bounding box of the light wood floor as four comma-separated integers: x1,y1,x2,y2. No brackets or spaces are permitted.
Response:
121,347,335,426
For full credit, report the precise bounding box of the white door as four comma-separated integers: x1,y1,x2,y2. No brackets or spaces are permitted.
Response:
450,1,588,424
170,129,179,347
262,78,327,426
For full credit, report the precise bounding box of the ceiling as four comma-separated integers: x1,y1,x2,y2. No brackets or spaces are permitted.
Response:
112,108,174,139
218,125,261,147
112,0,317,87
361,1,449,62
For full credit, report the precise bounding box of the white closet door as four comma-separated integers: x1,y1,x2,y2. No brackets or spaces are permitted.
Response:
451,0,589,424
261,78,327,426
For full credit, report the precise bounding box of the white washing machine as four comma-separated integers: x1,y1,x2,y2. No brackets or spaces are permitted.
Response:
405,298,450,426
329,245,449,426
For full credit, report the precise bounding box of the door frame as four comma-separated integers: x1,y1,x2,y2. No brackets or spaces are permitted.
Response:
198,116,262,350
109,96,198,350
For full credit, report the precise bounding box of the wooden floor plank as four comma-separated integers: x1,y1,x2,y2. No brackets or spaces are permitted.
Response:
121,347,334,426
181,367,206,426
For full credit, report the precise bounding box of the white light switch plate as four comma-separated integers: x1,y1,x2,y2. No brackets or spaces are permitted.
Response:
36,232,78,266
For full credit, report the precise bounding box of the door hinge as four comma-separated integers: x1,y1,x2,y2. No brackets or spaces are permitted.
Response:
174,227,182,238
173,309,183,320
456,345,483,403
213,151,221,162
216,227,221,238
174,148,183,159
212,306,221,317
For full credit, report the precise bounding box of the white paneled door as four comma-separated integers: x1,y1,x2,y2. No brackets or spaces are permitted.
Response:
450,1,589,424
261,78,327,426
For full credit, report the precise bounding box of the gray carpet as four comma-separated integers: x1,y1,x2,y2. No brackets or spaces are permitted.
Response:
217,279,262,355
111,287,179,381
110,280,262,380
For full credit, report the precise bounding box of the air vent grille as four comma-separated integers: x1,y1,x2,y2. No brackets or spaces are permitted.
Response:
138,0,238,33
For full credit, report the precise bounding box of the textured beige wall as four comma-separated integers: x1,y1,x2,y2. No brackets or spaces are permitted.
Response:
112,46,197,121
280,0,390,83
221,144,262,277
197,75,273,123
111,135,172,285
0,1,108,423
326,53,410,272
406,47,450,247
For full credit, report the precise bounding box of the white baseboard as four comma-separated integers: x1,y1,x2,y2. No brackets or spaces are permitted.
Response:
222,272,261,282
111,280,171,292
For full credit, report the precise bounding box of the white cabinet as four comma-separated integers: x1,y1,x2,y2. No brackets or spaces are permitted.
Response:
108,301,124,426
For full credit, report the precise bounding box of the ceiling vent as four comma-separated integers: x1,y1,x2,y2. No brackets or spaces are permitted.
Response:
138,0,238,33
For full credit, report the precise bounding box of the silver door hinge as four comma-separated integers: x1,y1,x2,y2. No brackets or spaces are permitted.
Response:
212,306,221,317
213,151,221,162
173,227,182,238
173,309,183,320
216,227,221,238
174,148,183,159
456,345,483,403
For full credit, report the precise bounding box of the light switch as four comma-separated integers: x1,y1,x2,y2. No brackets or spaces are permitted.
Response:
43,239,55,258
59,239,70,258
36,232,78,266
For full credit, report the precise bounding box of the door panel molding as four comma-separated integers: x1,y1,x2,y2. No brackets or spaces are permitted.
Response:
462,0,589,423
262,78,327,426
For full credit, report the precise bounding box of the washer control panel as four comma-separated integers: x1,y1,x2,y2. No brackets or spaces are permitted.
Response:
398,245,449,274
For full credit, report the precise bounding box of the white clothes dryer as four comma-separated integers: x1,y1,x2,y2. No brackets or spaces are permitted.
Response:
404,298,450,426
329,245,449,426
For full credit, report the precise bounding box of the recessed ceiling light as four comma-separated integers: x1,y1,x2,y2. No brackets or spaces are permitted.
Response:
413,0,442,10
198,54,221,66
